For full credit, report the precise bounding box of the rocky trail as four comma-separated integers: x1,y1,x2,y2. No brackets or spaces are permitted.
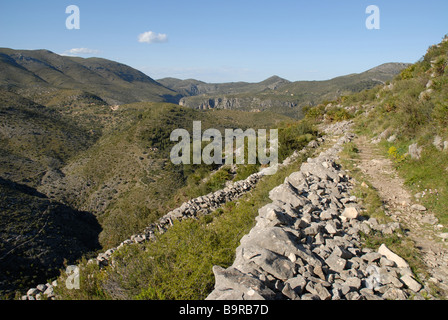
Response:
207,123,430,300
207,122,448,300
353,136,448,297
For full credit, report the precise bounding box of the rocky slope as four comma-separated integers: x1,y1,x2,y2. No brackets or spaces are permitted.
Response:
0,48,181,105
20,132,315,300
179,96,299,113
21,121,429,301
206,123,427,300
175,63,409,118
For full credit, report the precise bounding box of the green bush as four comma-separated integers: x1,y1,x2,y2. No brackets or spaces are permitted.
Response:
278,121,317,162
432,101,448,127
206,167,232,190
400,65,416,80
388,146,408,164
233,164,259,181
325,107,353,122
393,96,432,137
304,104,325,122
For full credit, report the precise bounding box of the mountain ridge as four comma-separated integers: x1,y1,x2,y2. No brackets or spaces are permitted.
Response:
0,48,181,105
166,62,410,118
0,46,422,298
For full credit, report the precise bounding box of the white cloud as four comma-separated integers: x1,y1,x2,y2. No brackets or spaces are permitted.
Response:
63,48,100,56
138,31,168,44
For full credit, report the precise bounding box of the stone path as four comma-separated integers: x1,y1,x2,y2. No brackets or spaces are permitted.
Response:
354,136,448,297
21,121,448,300
207,128,429,300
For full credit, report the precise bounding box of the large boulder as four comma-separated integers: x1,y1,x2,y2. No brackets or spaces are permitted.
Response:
255,203,295,228
285,171,308,190
300,162,339,182
239,227,301,257
378,244,410,269
241,246,296,281
206,266,276,300
268,183,306,208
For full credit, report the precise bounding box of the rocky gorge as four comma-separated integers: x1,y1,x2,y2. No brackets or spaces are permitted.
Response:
179,96,298,112
207,126,428,300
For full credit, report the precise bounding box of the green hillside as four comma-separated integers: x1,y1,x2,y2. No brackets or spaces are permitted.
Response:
37,102,293,248
51,34,448,302
0,177,101,298
0,47,297,298
0,94,292,296
0,48,181,105
0,37,439,300
306,35,448,225
172,63,409,118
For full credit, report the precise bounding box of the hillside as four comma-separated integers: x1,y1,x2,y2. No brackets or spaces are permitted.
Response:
0,96,292,296
299,34,448,297
173,63,409,118
2,34,447,301
0,48,181,105
322,35,448,224
28,34,447,302
0,178,101,296
157,75,290,96
37,102,294,248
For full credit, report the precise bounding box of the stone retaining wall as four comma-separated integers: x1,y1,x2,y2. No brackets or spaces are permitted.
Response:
206,130,425,300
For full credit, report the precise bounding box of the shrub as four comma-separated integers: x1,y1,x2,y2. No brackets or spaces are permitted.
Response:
388,146,408,164
432,56,447,76
400,65,416,80
432,101,448,127
394,96,432,136
304,104,325,122
278,121,316,161
233,164,259,181
325,107,353,122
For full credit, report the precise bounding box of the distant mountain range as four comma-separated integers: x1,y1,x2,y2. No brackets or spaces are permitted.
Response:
160,63,410,118
0,47,411,297
0,48,181,105
157,75,290,97
0,48,409,118
157,63,408,98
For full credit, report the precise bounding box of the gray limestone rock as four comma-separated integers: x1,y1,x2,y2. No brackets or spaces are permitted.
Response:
400,275,422,292
239,227,301,257
409,143,422,160
325,251,347,273
269,183,306,208
242,246,296,281
206,266,276,300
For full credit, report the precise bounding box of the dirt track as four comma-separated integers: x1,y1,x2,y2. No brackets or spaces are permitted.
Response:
354,136,448,298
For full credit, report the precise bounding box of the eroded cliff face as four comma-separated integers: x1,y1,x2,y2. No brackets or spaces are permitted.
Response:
179,96,299,114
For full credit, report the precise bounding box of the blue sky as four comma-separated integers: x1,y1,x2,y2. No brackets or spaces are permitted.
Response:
1,0,447,83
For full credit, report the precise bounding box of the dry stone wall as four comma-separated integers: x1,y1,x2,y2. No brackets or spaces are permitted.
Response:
207,129,425,300
22,120,425,301
21,135,320,300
